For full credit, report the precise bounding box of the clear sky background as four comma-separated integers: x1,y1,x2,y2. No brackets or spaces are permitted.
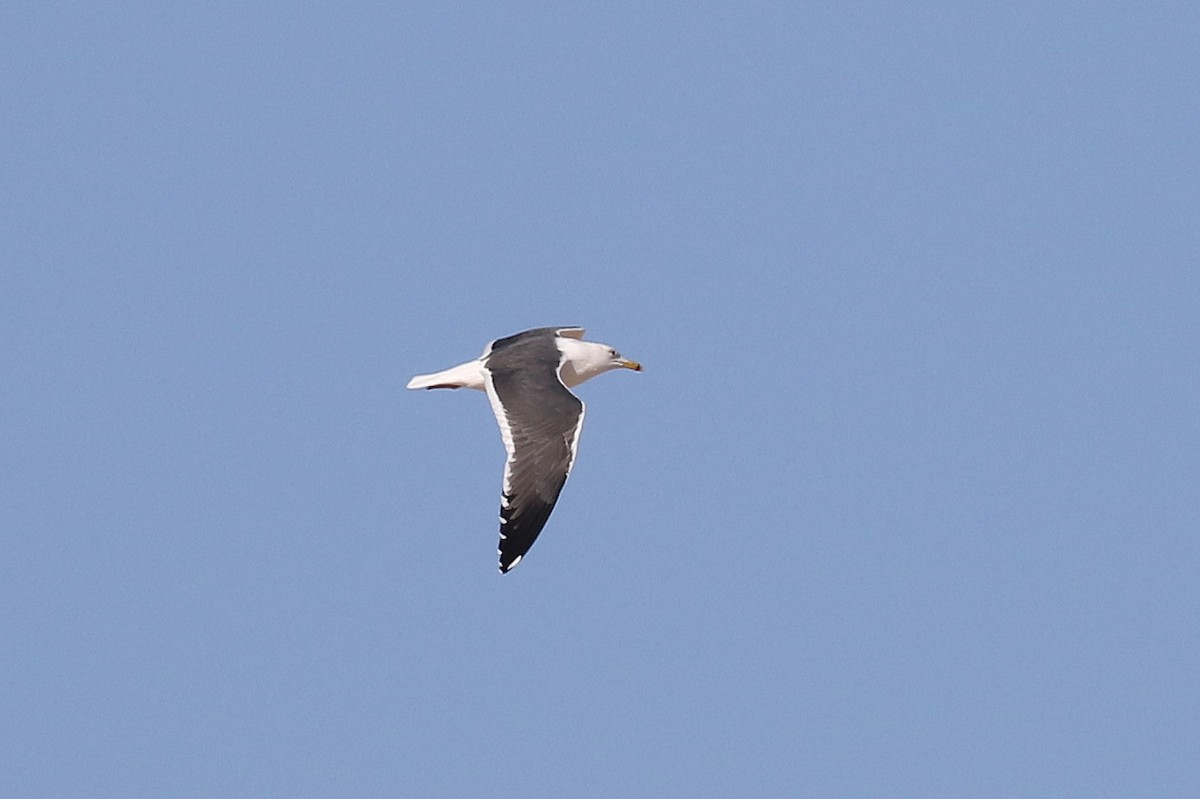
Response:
3,3,1197,797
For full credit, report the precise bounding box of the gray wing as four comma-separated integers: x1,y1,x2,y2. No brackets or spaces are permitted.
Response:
482,347,585,573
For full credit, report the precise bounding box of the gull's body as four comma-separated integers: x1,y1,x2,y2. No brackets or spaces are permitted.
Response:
407,326,641,572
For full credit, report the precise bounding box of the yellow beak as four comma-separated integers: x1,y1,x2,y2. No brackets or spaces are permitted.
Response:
619,358,643,372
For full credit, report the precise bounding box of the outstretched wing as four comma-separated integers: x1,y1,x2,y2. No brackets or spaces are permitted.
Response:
483,343,585,573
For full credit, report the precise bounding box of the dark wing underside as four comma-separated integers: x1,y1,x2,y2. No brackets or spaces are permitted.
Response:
483,335,584,573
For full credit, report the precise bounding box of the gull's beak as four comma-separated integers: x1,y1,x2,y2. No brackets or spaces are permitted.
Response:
618,358,642,372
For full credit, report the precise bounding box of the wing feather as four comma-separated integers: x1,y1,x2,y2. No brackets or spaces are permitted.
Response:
482,340,585,572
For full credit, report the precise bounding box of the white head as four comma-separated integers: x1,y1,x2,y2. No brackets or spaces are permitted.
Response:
557,337,642,389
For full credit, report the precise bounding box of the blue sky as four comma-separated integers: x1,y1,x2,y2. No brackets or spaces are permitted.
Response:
3,2,1197,796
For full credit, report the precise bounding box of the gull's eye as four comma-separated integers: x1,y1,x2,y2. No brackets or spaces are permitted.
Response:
609,348,618,357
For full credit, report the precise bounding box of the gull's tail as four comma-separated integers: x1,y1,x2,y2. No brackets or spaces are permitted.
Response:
406,359,486,391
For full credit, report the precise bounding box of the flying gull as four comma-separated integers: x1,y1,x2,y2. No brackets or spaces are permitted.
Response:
407,327,642,572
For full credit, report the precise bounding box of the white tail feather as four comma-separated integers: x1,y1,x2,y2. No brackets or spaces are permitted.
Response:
406,359,486,390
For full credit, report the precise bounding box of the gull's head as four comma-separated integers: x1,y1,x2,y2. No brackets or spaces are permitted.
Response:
557,338,642,388
600,343,642,374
